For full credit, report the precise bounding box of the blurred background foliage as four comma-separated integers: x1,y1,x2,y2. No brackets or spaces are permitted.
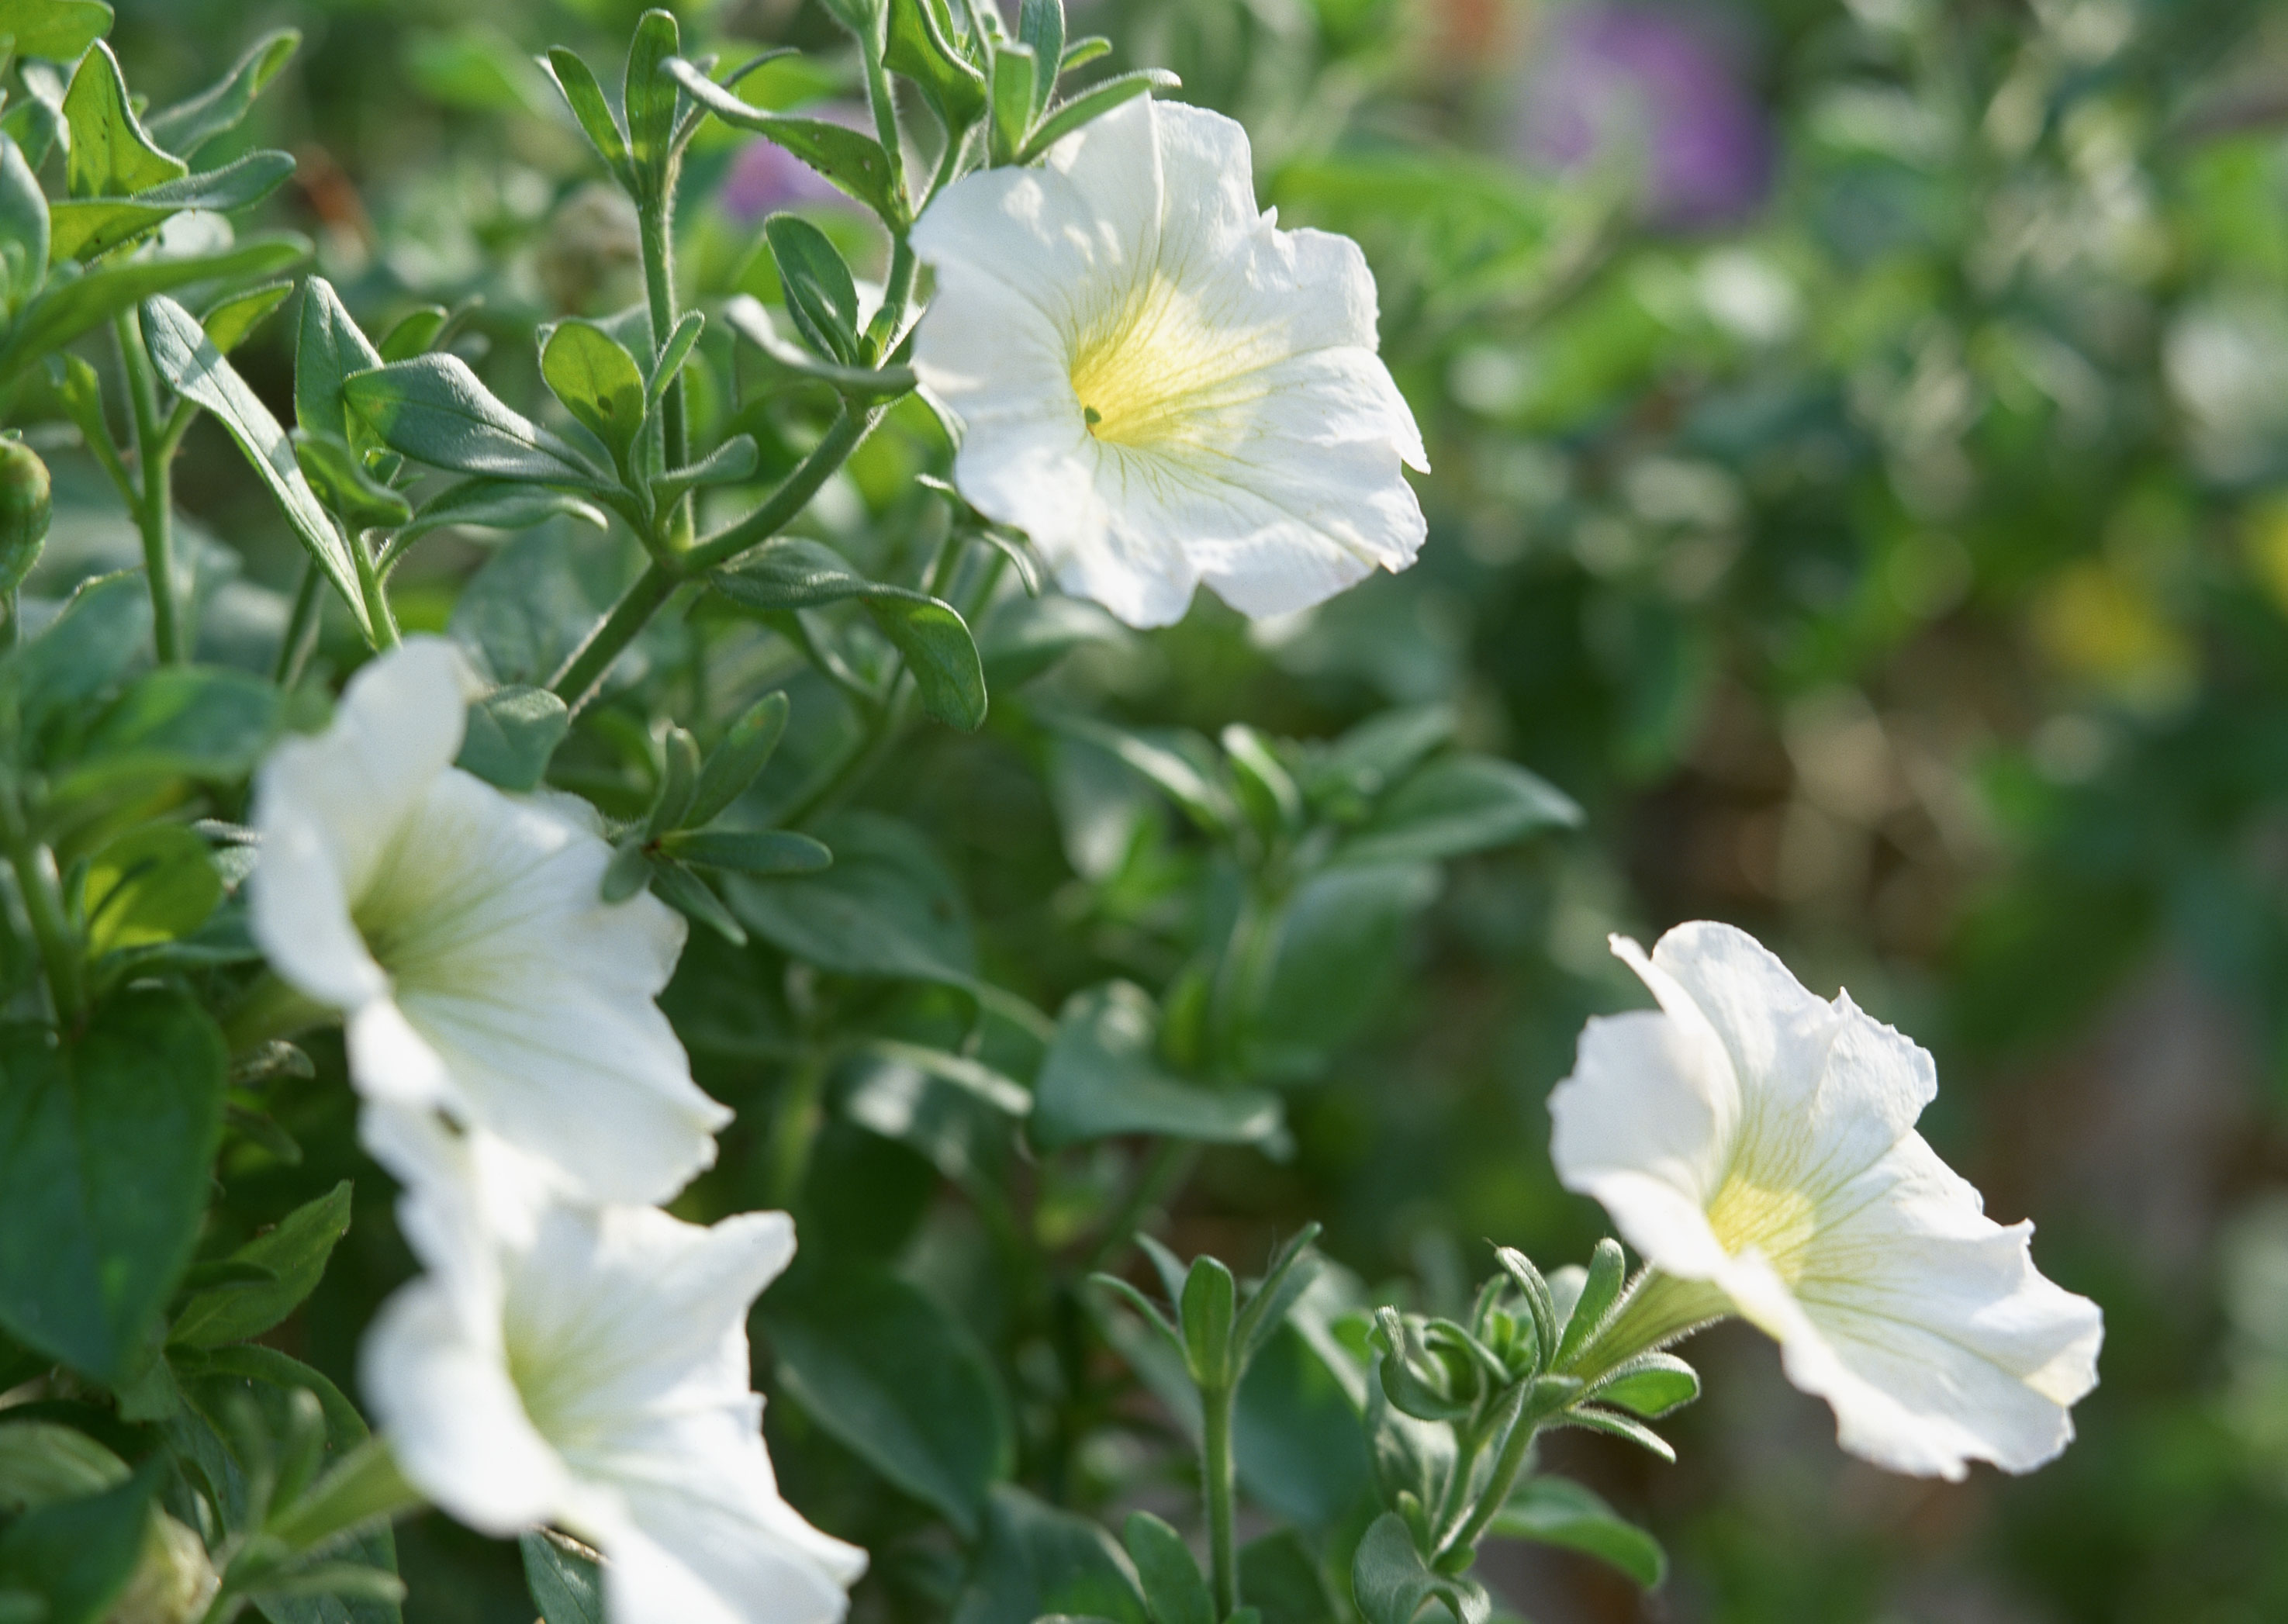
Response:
76,0,2288,1615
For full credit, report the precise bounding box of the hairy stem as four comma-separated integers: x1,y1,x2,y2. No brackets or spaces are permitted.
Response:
638,198,692,551
549,560,679,712
116,313,182,663
274,558,325,685
1439,1392,1540,1559
1202,1377,1240,1617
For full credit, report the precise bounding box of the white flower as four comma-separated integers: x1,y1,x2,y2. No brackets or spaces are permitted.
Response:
247,637,727,1205
1548,921,2103,1480
361,1108,866,1624
910,95,1428,629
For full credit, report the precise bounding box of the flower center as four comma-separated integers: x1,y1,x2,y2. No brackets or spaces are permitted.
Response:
1706,1170,1821,1284
1067,273,1236,451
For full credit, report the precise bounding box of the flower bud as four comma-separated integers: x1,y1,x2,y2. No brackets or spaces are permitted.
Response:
0,437,50,595
105,1511,219,1624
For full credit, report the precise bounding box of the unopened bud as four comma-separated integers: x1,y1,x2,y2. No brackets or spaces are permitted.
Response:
0,437,50,595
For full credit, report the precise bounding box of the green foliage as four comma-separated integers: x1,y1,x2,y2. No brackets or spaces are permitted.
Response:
0,990,225,1382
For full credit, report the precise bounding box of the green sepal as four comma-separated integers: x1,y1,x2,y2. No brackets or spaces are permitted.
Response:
683,691,789,828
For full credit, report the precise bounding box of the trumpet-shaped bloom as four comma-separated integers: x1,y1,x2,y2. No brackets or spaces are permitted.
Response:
911,95,1428,629
362,1107,866,1624
1549,921,2103,1479
247,638,727,1205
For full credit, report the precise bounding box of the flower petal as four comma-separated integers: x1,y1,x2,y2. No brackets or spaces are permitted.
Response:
361,1276,569,1535
1549,1008,1735,1277
372,770,725,1204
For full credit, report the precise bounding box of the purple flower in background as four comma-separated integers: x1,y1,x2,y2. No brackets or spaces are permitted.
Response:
717,108,867,224
1515,2,1773,230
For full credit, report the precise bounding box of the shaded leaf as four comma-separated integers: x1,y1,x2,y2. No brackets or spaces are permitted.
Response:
1337,755,1581,869
664,57,902,222
456,686,569,792
1488,1475,1665,1589
768,1264,1013,1536
344,354,610,486
952,1485,1146,1624
1030,983,1284,1152
145,29,300,157
0,990,226,1381
520,1531,602,1624
170,1182,352,1349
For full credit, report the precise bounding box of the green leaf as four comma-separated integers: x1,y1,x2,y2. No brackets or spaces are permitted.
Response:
725,810,975,986
1060,36,1112,74
1553,1237,1624,1369
1247,863,1440,1079
199,278,292,354
82,824,219,955
1029,983,1284,1152
1337,755,1581,869
0,1459,161,1624
292,430,414,530
144,29,299,157
1350,1512,1488,1624
0,989,226,1382
1042,714,1235,834
520,1531,603,1624
623,9,683,180
952,1485,1147,1624
1234,1325,1373,1530
540,48,630,180
887,0,987,127
345,354,611,487
1557,1405,1675,1463
645,310,704,410
377,304,448,362
0,572,148,746
988,41,1036,166
1179,1255,1236,1389
455,686,570,793
397,479,608,545
166,1344,400,1620
49,149,297,261
540,319,646,475
767,1264,1013,1536
1018,72,1178,165
642,858,746,944
765,214,860,365
1237,1532,1337,1624
710,538,987,731
0,0,113,61
0,137,49,318
0,1422,129,1510
683,692,789,827
1591,1351,1700,1420
141,294,370,638
67,665,281,792
1313,706,1454,808
1122,1513,1210,1624
170,1181,352,1349
1018,0,1065,119
651,434,759,507
294,276,385,445
978,594,1122,688
0,232,311,387
63,42,185,202
664,57,903,223
658,828,831,876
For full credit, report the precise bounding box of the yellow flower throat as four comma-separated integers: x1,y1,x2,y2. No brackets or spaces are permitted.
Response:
1067,274,1236,451
1706,1170,1820,1284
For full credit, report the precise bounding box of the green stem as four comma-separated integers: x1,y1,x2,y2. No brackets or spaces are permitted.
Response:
274,558,324,685
764,1049,831,1208
0,783,85,1027
638,199,691,551
350,530,399,650
1,588,16,652
683,405,879,574
1439,1394,1540,1560
1202,1378,1240,1618
550,559,679,712
857,30,908,218
116,312,182,664
862,236,919,363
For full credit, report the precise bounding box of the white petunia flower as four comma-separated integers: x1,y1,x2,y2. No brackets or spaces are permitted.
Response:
247,637,728,1205
910,95,1428,629
362,1108,866,1624
1548,921,2103,1480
